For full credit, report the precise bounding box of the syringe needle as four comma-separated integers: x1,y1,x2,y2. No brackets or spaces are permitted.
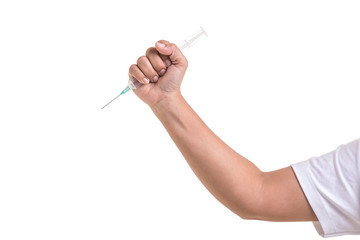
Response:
101,85,131,110
101,93,122,110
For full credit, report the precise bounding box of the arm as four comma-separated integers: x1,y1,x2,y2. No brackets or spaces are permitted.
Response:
151,94,317,221
129,40,317,221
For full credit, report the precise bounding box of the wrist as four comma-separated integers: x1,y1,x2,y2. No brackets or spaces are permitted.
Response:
150,92,185,115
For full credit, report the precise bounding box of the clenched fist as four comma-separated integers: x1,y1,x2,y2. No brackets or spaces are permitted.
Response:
128,40,188,108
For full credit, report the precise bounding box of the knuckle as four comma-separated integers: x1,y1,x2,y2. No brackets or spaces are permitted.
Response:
136,56,147,65
183,58,189,68
129,64,137,73
146,47,157,57
158,39,169,45
167,43,175,49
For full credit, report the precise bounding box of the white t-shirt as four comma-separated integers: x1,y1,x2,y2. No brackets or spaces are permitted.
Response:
291,139,360,238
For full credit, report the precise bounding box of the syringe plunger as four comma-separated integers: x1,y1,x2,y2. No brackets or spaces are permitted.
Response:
179,26,208,52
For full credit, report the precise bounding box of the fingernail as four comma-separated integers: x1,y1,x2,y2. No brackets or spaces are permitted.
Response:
156,42,166,48
143,77,149,84
165,59,171,67
153,76,159,82
160,69,166,76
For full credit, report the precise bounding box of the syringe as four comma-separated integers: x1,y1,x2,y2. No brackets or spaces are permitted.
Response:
101,27,207,110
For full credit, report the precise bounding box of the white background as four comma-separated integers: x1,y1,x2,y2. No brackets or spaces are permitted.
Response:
1,0,359,239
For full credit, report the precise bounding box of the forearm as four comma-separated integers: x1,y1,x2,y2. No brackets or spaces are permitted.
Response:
151,94,264,219
131,41,316,222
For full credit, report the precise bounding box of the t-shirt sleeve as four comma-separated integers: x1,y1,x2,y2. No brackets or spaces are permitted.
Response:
291,139,360,238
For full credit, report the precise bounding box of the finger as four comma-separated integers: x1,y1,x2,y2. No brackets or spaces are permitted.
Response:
136,56,160,83
146,47,168,77
155,40,188,69
159,54,172,68
128,64,149,85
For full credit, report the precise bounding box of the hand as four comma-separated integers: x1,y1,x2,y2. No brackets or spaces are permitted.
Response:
128,40,188,108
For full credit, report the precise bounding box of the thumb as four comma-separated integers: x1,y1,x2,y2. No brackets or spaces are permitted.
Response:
155,40,188,68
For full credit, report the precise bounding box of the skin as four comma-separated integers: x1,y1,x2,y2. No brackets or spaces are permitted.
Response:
129,40,318,221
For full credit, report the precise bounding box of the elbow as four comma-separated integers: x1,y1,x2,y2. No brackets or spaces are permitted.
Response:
237,212,254,220
232,173,266,221
212,195,264,221
216,195,263,220
236,207,264,221
240,213,263,221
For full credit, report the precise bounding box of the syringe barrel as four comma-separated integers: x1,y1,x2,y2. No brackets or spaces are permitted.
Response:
179,26,208,51
128,77,143,89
